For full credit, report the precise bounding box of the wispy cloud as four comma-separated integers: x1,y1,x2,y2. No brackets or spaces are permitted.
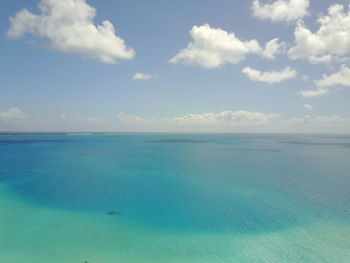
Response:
132,73,156,80
298,88,330,97
303,104,313,110
288,115,345,125
261,38,286,60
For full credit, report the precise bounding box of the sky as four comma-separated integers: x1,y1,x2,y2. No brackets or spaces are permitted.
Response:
1,0,350,133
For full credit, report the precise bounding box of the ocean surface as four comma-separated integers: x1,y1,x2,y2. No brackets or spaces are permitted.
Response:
0,133,349,262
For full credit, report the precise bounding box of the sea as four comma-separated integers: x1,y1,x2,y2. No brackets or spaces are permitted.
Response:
0,133,349,262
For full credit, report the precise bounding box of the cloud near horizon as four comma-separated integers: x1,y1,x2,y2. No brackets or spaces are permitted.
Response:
171,110,279,126
0,107,108,131
288,115,346,125
116,111,350,133
0,108,29,121
7,0,135,63
117,110,280,127
1,107,349,133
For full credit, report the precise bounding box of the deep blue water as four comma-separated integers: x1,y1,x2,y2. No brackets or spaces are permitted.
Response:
1,133,350,234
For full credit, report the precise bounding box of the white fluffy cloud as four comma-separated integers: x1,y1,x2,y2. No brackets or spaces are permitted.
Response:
315,65,350,88
251,0,310,22
170,24,283,69
242,67,297,84
7,0,135,63
170,24,261,68
289,4,350,63
132,73,156,80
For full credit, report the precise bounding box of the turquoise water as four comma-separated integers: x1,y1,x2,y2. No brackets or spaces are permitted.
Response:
0,134,349,262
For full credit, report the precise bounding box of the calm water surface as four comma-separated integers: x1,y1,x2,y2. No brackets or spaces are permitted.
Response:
0,134,349,262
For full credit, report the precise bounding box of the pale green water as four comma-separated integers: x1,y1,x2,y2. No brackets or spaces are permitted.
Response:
0,134,349,262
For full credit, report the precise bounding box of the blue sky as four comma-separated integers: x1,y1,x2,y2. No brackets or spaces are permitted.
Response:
1,0,350,132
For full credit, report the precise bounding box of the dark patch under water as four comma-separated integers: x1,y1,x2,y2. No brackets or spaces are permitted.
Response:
106,211,122,215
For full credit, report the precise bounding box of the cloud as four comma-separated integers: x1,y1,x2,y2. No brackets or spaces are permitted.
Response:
308,55,332,65
297,88,329,97
288,4,350,63
59,114,105,125
0,108,108,131
59,114,67,120
169,24,283,69
117,110,279,127
0,107,29,121
284,115,350,133
315,65,350,88
132,73,156,80
74,117,103,125
0,107,40,131
298,65,350,97
7,0,135,63
169,24,261,68
112,111,350,133
242,66,297,84
288,115,344,125
261,38,286,60
303,104,313,110
1,108,349,133
117,112,148,123
172,110,279,126
251,0,310,23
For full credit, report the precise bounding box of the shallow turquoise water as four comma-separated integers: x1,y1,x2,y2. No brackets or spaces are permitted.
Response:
0,134,349,262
